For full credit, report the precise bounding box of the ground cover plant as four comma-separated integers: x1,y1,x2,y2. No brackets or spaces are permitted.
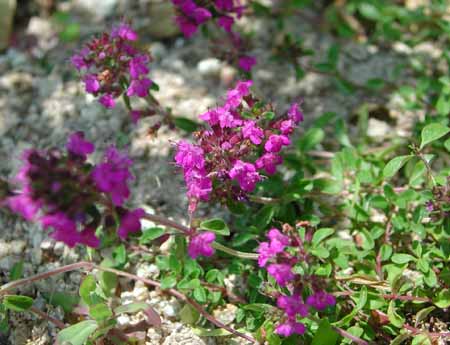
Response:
0,1,449,344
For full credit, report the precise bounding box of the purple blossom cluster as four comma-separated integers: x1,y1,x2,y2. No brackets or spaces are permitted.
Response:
188,231,216,259
171,0,256,71
4,132,144,248
257,227,336,337
174,80,303,213
71,22,155,123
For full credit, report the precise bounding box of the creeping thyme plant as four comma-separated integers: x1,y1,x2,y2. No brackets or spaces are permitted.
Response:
0,1,450,345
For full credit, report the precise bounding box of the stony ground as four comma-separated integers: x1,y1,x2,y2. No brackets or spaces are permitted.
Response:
0,1,434,344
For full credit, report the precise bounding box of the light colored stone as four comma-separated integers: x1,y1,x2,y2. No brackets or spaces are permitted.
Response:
10,240,26,255
197,58,222,76
74,0,118,20
367,118,390,139
162,300,179,318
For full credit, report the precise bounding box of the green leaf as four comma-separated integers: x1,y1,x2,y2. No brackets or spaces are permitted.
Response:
383,155,413,179
433,289,450,308
3,295,33,312
359,3,380,20
180,304,200,324
409,160,426,186
444,138,450,152
79,275,96,306
415,306,435,327
99,271,117,298
57,320,98,345
173,117,199,133
140,227,165,244
89,303,112,321
336,286,367,326
388,300,405,328
114,302,149,315
412,334,431,345
254,205,275,229
193,287,207,303
9,261,24,281
312,318,338,345
160,276,177,289
312,228,334,246
297,128,325,151
199,218,230,236
391,253,416,264
42,292,79,313
419,123,450,149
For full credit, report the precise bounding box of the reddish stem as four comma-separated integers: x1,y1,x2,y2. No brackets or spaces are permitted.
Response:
30,306,66,329
142,213,191,235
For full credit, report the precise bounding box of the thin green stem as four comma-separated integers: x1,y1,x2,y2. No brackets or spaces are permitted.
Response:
213,242,259,260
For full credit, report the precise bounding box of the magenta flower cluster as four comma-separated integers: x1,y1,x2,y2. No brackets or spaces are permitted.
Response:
188,231,216,259
174,80,303,213
4,132,144,247
171,0,256,71
71,22,154,123
257,227,336,337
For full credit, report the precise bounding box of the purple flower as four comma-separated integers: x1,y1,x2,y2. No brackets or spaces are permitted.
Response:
127,78,152,98
92,146,133,206
264,134,290,153
71,55,87,70
275,321,305,337
175,141,206,172
83,74,100,94
99,94,115,108
268,228,290,252
306,291,336,311
129,54,150,79
194,7,212,23
188,231,216,259
255,153,282,175
66,132,95,160
215,0,234,11
229,160,261,192
288,103,304,123
175,16,198,38
256,228,290,267
238,56,257,72
425,201,434,212
217,16,234,32
257,242,272,267
267,263,295,286
118,208,145,239
277,294,308,318
130,110,142,124
280,119,295,135
6,194,41,221
111,22,138,41
185,170,212,201
41,212,99,248
242,121,264,145
226,80,252,109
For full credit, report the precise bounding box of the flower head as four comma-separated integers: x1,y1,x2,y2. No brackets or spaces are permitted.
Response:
188,231,216,258
66,132,95,160
267,263,295,286
92,146,133,206
118,208,145,239
238,55,257,72
306,291,336,311
275,321,305,337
